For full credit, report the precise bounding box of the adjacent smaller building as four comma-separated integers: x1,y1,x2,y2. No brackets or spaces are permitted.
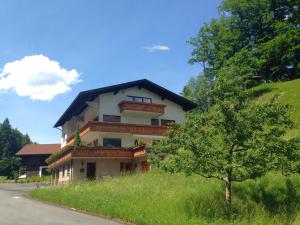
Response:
16,144,60,177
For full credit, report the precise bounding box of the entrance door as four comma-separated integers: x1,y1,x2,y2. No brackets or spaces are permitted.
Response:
86,162,96,180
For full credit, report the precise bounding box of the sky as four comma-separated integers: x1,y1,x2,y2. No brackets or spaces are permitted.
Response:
0,0,221,144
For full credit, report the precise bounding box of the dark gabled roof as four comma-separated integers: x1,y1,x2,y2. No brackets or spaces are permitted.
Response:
54,79,197,127
16,144,60,156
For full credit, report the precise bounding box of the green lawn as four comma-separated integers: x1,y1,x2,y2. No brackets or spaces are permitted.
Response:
30,171,300,225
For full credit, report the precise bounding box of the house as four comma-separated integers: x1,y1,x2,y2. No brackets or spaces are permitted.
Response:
16,144,60,177
48,79,196,184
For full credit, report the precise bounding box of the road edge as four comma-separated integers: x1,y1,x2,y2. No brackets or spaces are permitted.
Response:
24,192,135,225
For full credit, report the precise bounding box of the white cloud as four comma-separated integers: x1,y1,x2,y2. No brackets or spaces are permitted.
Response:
143,44,170,52
0,55,80,101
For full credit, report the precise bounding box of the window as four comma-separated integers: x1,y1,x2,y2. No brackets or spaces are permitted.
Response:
135,97,143,102
151,118,159,126
126,95,152,103
126,96,134,101
143,98,152,103
103,138,121,148
161,119,175,126
103,115,121,123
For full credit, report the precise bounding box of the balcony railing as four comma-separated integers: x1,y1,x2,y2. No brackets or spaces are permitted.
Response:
118,100,166,114
47,146,146,168
66,121,168,144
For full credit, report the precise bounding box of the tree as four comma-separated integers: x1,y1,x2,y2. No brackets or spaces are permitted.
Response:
0,118,13,158
0,157,22,179
155,76,300,213
189,0,300,82
183,73,213,112
0,118,32,178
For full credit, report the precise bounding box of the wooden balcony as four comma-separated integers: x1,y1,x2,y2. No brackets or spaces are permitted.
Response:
73,148,133,158
118,100,165,115
66,121,168,144
48,146,146,168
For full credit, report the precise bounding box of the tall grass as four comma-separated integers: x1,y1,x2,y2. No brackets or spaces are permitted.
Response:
30,171,300,225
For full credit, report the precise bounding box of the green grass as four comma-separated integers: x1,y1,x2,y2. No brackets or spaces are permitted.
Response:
254,79,300,138
0,175,50,183
30,79,300,225
0,176,7,183
30,171,300,225
17,176,51,183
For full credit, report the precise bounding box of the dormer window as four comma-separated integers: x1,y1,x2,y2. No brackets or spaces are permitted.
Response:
126,95,152,103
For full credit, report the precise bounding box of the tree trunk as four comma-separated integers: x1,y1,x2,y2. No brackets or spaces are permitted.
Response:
225,174,232,216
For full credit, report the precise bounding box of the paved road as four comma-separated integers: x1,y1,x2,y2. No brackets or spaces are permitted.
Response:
0,183,124,225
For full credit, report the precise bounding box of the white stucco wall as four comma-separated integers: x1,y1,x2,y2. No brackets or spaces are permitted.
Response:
98,87,186,124
72,158,133,180
56,162,71,183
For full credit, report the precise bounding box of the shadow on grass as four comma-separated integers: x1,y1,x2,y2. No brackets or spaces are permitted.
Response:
249,87,274,99
234,174,300,224
182,173,300,224
183,189,226,220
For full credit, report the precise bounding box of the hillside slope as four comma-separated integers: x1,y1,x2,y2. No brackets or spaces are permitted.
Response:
256,79,300,138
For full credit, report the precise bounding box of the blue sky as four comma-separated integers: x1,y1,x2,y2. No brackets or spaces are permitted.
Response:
0,0,221,143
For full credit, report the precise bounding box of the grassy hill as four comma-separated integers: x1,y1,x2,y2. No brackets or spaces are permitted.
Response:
255,79,300,138
30,79,300,225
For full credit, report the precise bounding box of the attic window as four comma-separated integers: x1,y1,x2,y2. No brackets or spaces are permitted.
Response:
126,96,152,103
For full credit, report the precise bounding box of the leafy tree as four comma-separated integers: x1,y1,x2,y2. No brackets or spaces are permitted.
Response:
0,157,22,179
155,76,300,213
0,118,32,178
188,0,300,83
183,73,212,112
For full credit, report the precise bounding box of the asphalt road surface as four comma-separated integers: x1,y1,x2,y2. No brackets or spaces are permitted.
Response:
0,183,124,225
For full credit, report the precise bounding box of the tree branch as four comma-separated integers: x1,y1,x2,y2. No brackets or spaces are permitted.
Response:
232,176,254,182
200,174,226,181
